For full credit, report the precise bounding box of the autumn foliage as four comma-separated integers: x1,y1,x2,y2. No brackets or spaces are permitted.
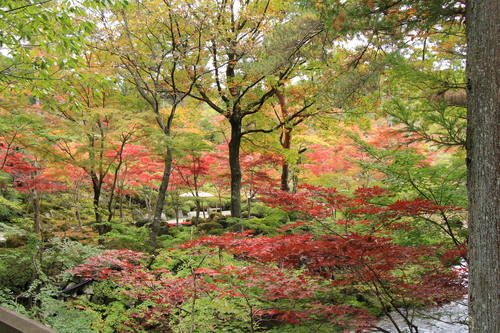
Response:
70,185,467,332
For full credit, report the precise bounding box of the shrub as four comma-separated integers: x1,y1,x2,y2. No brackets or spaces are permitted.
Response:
101,224,149,252
228,214,288,236
0,248,33,292
182,200,196,211
5,235,28,248
37,298,99,333
0,195,22,223
198,222,224,234
189,217,206,225
163,207,176,219
208,212,224,222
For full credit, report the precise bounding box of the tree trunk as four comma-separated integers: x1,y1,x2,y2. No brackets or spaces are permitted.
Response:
228,116,243,218
119,190,123,219
148,147,173,251
246,195,253,219
466,1,500,332
275,90,292,192
280,128,292,192
31,188,41,234
195,198,201,226
75,208,82,229
91,175,110,242
74,189,83,228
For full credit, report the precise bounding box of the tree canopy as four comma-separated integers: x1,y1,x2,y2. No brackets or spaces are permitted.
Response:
1,0,496,332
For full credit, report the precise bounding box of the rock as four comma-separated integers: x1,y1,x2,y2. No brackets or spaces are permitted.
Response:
63,282,77,293
133,208,143,219
158,227,169,236
134,219,150,227
83,286,94,295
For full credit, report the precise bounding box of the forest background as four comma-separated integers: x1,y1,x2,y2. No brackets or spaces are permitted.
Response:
0,0,472,332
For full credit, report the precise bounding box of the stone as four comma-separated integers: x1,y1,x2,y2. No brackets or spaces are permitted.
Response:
133,208,143,219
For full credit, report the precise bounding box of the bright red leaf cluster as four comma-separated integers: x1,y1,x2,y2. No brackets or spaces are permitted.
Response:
0,142,65,193
69,185,467,332
70,248,375,331
259,184,463,233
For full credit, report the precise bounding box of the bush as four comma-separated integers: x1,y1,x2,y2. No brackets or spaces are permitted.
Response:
102,223,149,252
182,200,197,211
189,217,206,225
157,227,195,248
247,203,282,218
0,248,33,292
198,222,224,234
0,237,102,294
40,299,99,333
209,212,224,220
228,213,288,236
207,212,226,225
163,207,176,219
0,194,22,223
5,235,28,248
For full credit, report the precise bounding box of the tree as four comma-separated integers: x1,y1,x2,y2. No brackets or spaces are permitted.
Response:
173,0,324,217
173,150,213,223
0,106,67,233
11,157,66,234
1,0,135,239
0,0,127,102
88,0,206,250
466,1,500,332
30,45,146,238
70,248,374,332
0,139,63,233
240,152,280,218
0,0,92,85
104,144,163,220
205,144,231,210
88,0,327,220
273,86,316,192
70,185,466,333
306,0,472,326
43,111,142,238
348,121,467,245
61,164,89,228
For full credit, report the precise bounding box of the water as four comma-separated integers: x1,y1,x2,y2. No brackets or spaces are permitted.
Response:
373,299,468,333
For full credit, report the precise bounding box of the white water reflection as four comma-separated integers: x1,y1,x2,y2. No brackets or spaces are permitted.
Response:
372,299,468,333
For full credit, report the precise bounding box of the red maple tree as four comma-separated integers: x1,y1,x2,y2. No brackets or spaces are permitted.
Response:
0,142,66,232
70,185,466,332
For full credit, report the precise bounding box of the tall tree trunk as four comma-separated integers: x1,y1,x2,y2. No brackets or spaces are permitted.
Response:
74,189,83,228
228,116,242,218
195,197,201,226
275,90,292,192
91,177,109,244
31,188,41,234
466,1,500,332
106,146,125,223
148,147,173,251
280,128,292,192
119,190,124,219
